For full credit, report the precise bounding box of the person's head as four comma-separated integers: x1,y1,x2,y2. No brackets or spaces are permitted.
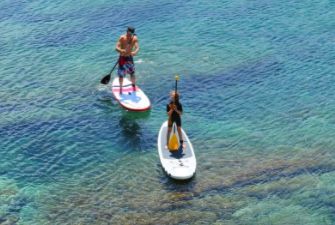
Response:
170,90,180,102
127,26,135,37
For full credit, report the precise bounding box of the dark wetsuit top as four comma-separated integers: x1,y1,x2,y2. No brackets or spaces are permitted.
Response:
166,101,183,127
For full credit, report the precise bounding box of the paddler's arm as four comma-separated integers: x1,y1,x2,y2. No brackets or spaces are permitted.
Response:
131,36,140,56
115,37,126,55
167,104,174,116
174,109,182,115
175,104,183,115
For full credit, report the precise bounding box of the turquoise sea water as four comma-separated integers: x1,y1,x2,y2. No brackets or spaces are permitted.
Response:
1,0,334,224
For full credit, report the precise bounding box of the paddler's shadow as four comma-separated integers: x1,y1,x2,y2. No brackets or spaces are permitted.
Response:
118,110,151,151
159,151,197,191
160,171,197,192
169,147,185,159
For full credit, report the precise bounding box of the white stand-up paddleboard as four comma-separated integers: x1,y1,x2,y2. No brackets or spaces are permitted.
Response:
157,121,196,180
111,77,151,111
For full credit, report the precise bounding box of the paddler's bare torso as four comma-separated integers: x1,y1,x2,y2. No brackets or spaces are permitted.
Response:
115,33,139,57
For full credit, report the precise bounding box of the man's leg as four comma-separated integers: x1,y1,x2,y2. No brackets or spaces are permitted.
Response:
118,65,125,94
130,73,136,91
118,76,123,94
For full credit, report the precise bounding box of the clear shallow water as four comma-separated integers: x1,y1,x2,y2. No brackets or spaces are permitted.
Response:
1,0,334,224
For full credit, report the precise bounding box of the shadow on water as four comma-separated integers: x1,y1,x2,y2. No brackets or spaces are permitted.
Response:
119,115,141,147
118,110,153,151
95,84,156,152
158,166,198,193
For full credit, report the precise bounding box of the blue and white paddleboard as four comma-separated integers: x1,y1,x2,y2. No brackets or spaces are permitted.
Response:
111,77,151,111
157,121,196,180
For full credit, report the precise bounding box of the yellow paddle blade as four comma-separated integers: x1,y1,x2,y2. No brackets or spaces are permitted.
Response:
168,133,179,151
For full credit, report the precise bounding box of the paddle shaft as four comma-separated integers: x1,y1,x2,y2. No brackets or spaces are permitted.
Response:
168,76,180,150
109,60,119,75
174,77,178,133
100,58,119,84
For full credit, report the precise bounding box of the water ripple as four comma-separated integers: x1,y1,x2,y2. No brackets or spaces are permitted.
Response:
1,0,334,224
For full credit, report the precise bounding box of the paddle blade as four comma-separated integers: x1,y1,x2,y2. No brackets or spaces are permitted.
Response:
100,74,111,84
168,133,179,151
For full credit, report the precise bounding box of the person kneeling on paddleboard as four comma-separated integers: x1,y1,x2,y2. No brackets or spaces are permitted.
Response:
166,91,184,150
115,26,140,94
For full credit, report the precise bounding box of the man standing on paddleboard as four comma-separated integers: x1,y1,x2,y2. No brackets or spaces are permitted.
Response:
115,26,140,94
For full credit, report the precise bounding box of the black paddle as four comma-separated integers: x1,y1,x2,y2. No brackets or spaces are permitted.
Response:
168,75,180,151
173,74,179,139
100,59,119,84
